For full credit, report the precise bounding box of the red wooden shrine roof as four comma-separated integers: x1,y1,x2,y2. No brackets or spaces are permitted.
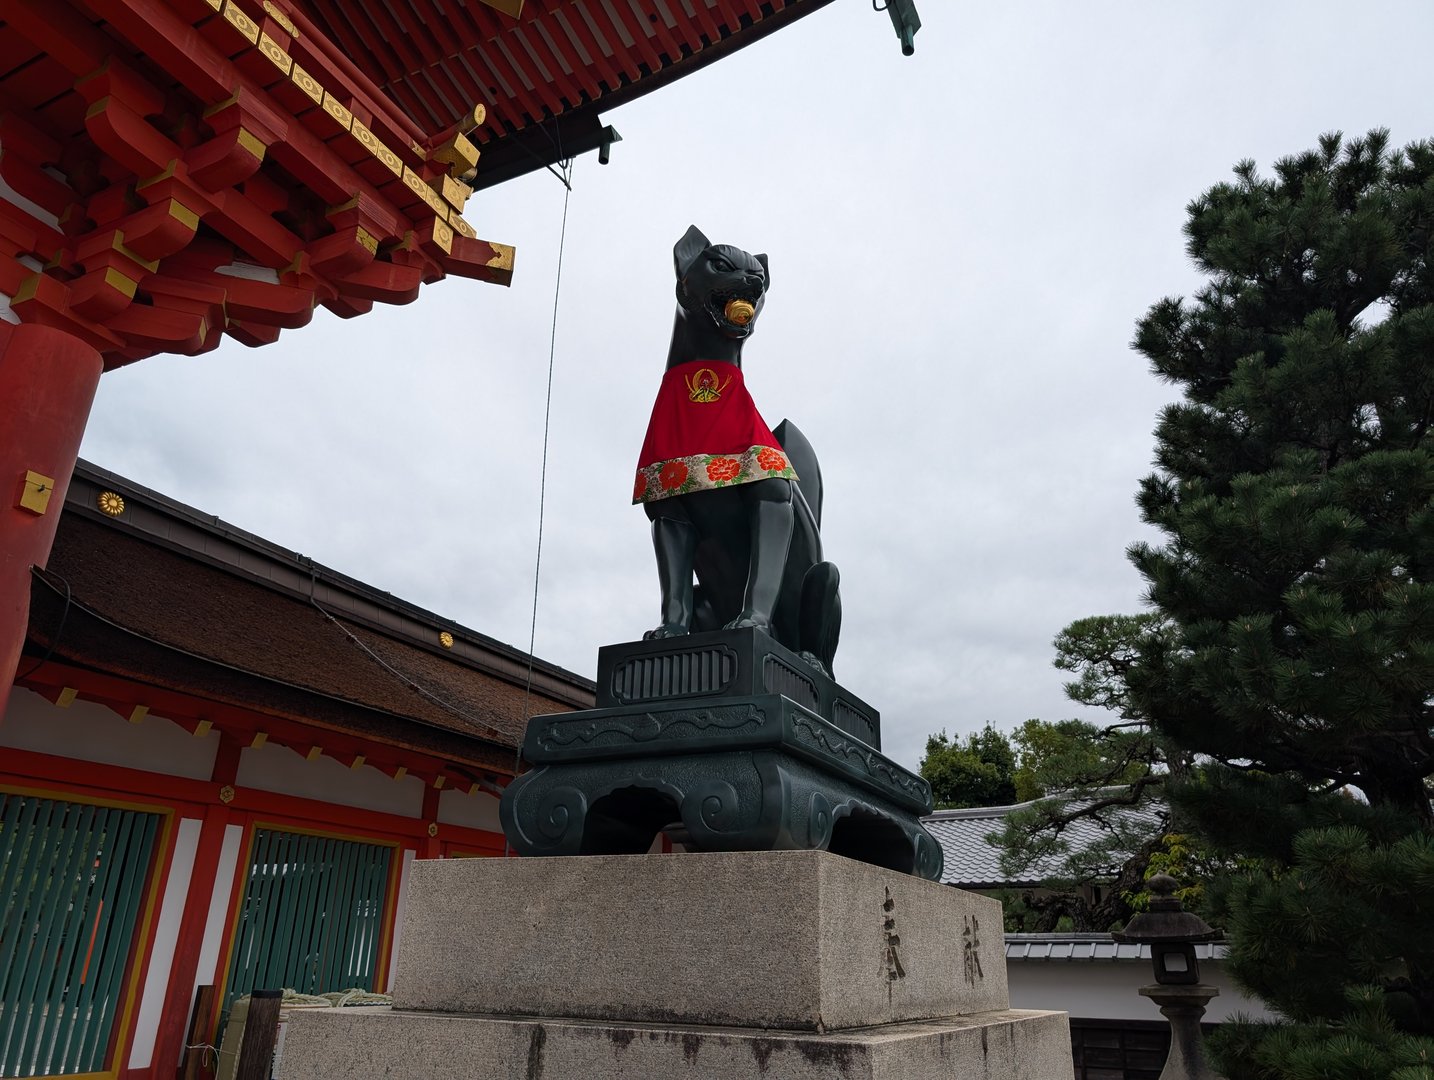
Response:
17,461,595,782
0,0,834,367
291,0,838,185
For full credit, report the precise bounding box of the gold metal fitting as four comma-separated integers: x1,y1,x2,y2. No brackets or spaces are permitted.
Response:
439,631,454,649
98,491,126,516
724,298,755,326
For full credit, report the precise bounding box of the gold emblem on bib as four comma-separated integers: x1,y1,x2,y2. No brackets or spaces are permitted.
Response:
686,367,733,403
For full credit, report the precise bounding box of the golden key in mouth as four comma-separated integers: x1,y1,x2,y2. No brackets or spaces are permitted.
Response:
724,298,756,326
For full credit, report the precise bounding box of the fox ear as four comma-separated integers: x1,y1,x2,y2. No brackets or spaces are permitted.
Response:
755,252,769,287
673,225,710,277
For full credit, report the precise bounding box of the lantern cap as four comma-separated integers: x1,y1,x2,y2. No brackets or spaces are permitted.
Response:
1112,874,1223,944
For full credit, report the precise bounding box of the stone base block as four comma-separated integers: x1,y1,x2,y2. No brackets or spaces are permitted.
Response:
279,1007,1074,1080
392,851,1008,1031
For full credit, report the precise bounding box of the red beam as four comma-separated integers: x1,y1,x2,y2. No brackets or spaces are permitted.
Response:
0,745,511,850
17,659,513,776
529,16,600,103
388,73,446,133
552,5,630,92
7,0,112,77
634,0,687,66
300,0,405,96
599,0,665,76
355,0,431,71
689,1,724,45
475,38,548,128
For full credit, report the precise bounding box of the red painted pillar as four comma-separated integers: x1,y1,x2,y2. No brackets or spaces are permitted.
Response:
0,321,104,716
152,804,232,1079
420,784,442,859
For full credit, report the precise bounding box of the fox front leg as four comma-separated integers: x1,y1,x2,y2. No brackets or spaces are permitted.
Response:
645,507,697,639
725,477,793,633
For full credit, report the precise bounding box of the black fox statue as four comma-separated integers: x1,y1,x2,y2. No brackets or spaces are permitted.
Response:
498,228,942,881
632,225,841,675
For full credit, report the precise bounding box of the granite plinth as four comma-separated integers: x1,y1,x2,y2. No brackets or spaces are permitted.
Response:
391,851,1007,1031
279,1007,1074,1080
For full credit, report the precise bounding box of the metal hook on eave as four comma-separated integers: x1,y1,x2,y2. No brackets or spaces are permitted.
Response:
598,126,622,166
876,0,921,56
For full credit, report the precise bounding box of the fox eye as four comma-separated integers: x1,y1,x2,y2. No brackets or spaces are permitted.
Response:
709,257,735,273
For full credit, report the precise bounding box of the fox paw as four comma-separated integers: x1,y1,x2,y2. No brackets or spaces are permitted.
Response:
644,623,689,640
723,612,771,633
798,650,831,678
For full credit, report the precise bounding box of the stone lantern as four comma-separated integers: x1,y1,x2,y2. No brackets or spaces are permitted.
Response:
1112,874,1225,1080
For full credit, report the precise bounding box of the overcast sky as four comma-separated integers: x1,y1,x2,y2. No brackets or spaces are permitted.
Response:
78,0,1434,774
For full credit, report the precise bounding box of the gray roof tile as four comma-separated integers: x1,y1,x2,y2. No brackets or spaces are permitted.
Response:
922,794,1165,888
1002,933,1226,962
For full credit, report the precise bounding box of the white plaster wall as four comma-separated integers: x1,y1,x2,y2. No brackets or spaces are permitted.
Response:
1,688,219,779
129,816,202,1070
235,741,424,817
436,787,501,832
1007,959,1275,1023
191,823,245,1028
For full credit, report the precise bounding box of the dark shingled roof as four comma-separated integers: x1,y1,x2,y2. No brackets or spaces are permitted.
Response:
23,462,596,772
923,796,1165,890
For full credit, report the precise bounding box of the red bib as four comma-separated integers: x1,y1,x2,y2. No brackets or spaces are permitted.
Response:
633,360,796,504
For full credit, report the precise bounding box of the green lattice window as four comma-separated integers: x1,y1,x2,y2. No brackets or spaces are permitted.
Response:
221,828,393,1021
0,792,162,1078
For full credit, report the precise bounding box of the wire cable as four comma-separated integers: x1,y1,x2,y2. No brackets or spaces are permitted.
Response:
307,595,504,740
15,567,73,684
507,156,575,853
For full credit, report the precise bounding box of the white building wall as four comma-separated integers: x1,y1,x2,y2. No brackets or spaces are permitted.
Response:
1,685,455,1075
1007,959,1276,1023
1,687,219,778
235,740,425,817
437,786,502,831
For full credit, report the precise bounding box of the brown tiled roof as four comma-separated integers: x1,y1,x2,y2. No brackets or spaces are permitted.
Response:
25,474,596,771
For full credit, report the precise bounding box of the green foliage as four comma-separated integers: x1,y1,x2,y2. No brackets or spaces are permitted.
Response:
1210,985,1434,1080
1053,613,1167,720
1010,715,1158,803
919,725,1017,810
989,614,1179,910
990,789,1165,930
1115,130,1434,1076
986,888,1076,933
1196,793,1434,1029
1127,130,1434,816
1121,832,1247,916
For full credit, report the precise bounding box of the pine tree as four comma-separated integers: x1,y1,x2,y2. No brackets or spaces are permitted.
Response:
994,614,1206,931
1122,130,1434,1077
